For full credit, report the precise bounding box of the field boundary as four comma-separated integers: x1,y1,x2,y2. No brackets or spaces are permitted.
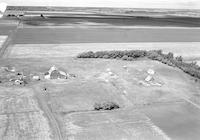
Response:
5,42,200,59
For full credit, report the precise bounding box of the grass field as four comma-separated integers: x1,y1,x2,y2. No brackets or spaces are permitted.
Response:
63,109,169,140
0,36,7,48
11,27,200,44
142,101,200,140
5,43,200,61
1,56,200,139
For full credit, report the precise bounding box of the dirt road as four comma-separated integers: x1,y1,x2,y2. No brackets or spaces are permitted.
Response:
33,87,63,140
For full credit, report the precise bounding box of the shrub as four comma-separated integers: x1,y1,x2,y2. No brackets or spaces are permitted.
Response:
147,51,160,60
190,61,197,66
175,56,183,62
127,57,134,61
157,50,163,55
122,55,129,60
108,51,120,58
116,57,121,60
94,51,105,58
103,55,109,59
94,102,120,111
77,51,95,58
165,52,174,59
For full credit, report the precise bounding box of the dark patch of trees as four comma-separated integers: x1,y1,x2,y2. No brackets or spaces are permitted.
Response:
94,102,120,111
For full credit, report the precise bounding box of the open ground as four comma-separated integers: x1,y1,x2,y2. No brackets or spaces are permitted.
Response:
1,10,200,140
1,56,200,139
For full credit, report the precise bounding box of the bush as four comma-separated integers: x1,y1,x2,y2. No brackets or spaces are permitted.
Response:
147,51,160,60
165,52,174,59
175,56,183,62
157,50,163,55
77,50,147,59
122,55,129,60
77,51,95,58
127,57,134,61
103,55,109,59
94,102,120,111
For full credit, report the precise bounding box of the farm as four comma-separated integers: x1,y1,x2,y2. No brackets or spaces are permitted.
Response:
1,7,200,139
1,54,200,139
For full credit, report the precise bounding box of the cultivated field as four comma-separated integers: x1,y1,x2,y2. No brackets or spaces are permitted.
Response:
1,12,200,139
20,16,200,27
11,27,200,44
6,6,200,18
0,87,53,140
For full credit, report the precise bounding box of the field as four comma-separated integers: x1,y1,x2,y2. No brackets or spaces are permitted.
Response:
0,87,53,140
1,56,200,139
11,27,200,44
0,36,7,48
1,10,200,139
142,101,200,140
4,43,200,61
5,6,200,18
19,16,200,27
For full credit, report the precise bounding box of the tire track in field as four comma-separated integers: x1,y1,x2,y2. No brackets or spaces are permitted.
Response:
34,90,63,140
0,19,20,58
